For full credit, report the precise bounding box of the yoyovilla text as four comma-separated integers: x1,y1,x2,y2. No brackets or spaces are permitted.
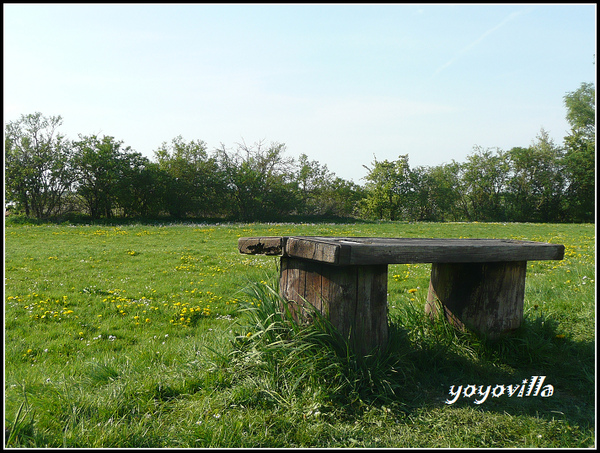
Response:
445,376,554,405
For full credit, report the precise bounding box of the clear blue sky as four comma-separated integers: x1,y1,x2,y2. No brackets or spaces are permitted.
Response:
4,3,596,183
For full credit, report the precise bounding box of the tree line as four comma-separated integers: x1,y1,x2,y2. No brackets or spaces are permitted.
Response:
4,83,595,223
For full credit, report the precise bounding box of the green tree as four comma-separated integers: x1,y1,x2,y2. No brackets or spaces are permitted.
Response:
564,82,595,139
462,147,510,221
507,130,566,222
154,136,224,218
405,166,438,221
562,82,595,222
114,155,168,218
292,154,364,218
506,146,538,221
216,140,299,220
405,164,466,222
360,155,412,220
72,135,131,219
427,162,466,221
531,129,567,222
319,177,365,218
294,154,333,215
5,112,75,218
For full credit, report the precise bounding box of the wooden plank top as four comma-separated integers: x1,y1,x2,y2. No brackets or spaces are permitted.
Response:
238,236,565,266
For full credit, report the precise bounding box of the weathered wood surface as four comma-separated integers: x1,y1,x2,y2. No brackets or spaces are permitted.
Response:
425,261,527,339
239,236,565,265
238,236,286,256
280,257,388,356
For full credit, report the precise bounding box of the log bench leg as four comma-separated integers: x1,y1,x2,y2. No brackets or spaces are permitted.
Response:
279,257,389,356
425,261,527,339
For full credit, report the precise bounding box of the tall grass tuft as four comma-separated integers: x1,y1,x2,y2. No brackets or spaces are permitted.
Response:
224,280,416,418
5,389,37,448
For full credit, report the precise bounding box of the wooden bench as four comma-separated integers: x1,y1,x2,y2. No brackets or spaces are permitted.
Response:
238,236,565,355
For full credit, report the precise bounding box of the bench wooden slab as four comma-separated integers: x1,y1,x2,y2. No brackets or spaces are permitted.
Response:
239,236,564,354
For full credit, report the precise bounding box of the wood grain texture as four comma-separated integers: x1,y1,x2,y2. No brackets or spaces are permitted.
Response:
425,261,527,339
239,236,565,265
279,257,388,355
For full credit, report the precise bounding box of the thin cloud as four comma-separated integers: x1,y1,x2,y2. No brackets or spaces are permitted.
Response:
431,10,526,79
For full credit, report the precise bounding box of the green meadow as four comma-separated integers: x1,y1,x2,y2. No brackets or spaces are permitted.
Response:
4,221,595,448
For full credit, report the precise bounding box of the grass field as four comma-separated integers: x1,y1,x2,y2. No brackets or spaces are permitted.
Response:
4,220,596,448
